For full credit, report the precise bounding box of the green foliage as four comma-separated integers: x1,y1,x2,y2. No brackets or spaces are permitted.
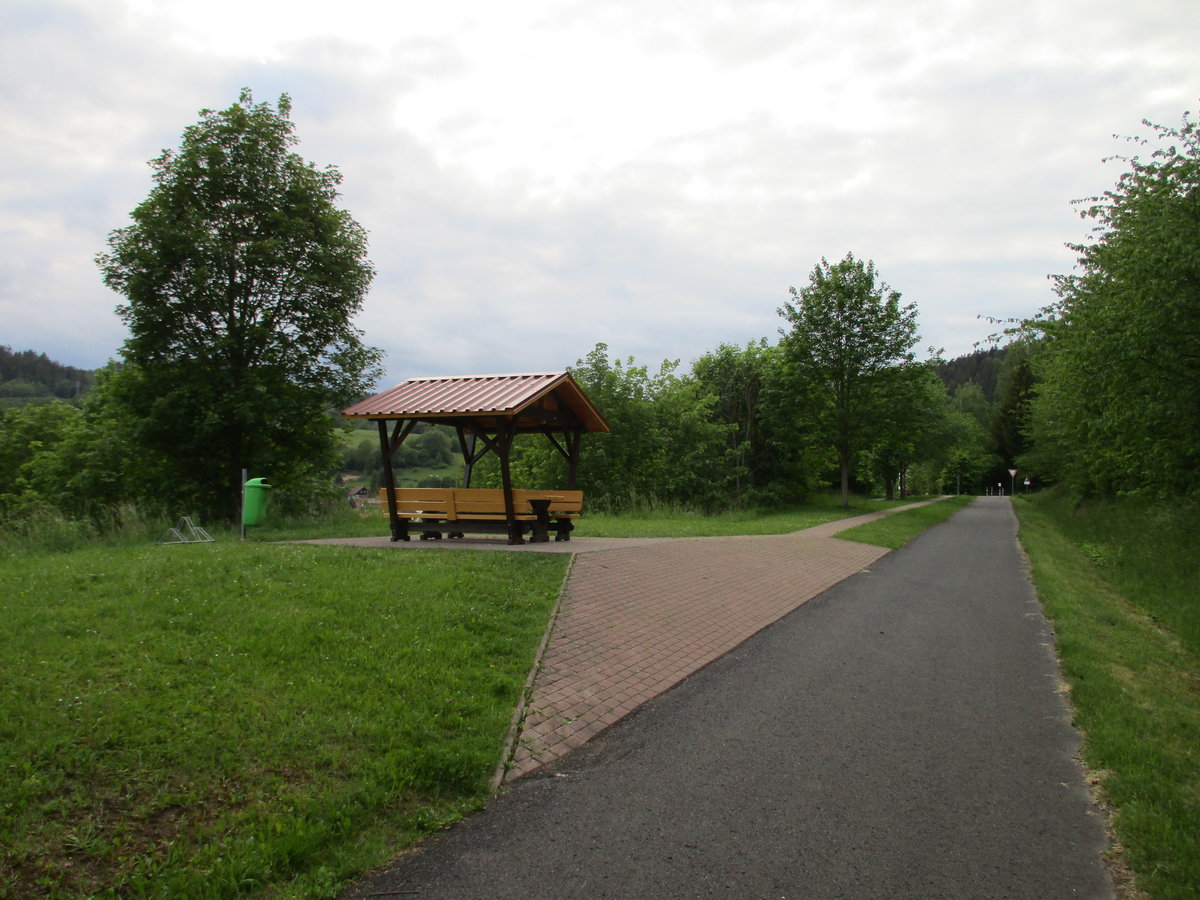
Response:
948,381,995,432
0,542,565,898
933,343,1044,493
475,326,967,512
488,344,736,512
935,345,1007,403
1024,107,1200,497
777,253,923,507
932,410,998,493
39,364,154,512
341,433,379,474
860,363,948,499
691,339,803,506
0,402,82,515
95,89,383,521
0,379,42,399
399,425,454,469
340,425,462,492
991,342,1035,469
0,365,158,521
0,345,95,408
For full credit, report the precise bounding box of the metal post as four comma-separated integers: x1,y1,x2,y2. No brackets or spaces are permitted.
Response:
240,467,247,541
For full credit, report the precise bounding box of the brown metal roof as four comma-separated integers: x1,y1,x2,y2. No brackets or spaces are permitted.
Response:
342,372,609,433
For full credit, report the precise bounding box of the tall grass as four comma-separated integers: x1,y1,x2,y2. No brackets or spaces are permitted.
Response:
0,541,566,898
1014,492,1199,899
1031,493,1200,657
0,504,167,555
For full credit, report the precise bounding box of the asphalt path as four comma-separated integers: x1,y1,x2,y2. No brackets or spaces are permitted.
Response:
345,497,1113,899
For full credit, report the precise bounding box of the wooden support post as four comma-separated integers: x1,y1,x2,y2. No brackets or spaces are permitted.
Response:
378,419,404,541
457,427,479,488
539,427,582,489
497,421,522,544
567,428,582,489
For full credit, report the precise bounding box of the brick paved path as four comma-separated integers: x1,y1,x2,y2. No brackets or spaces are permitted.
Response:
502,506,929,781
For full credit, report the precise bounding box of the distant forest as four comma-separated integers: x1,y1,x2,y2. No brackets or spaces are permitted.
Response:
4,344,1005,408
0,346,95,409
934,345,1007,403
4,343,1005,413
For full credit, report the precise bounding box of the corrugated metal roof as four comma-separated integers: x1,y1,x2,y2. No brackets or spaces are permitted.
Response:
342,372,609,432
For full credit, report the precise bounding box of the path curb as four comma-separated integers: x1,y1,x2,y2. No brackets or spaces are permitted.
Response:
490,554,578,791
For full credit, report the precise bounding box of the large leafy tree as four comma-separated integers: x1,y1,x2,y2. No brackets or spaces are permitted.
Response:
566,344,736,512
1027,109,1200,497
97,90,382,520
778,253,921,507
864,363,948,500
691,340,779,505
990,346,1035,478
935,411,997,495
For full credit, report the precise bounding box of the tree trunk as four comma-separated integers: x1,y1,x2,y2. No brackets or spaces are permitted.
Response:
839,445,850,509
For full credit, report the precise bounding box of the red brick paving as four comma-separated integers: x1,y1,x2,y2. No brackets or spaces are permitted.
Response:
502,505,930,781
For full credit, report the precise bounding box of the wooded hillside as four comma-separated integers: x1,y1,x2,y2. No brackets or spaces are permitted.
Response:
935,346,1007,403
0,346,94,409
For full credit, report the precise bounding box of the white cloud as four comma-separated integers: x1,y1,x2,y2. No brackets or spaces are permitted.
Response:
2,0,1199,385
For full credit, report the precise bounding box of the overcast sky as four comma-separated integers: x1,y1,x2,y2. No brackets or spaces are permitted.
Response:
3,0,1198,386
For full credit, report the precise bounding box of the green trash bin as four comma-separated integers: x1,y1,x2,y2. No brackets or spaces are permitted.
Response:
243,477,272,527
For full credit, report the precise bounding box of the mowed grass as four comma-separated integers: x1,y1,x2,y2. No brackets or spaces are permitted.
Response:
1014,493,1200,900
0,542,567,899
835,495,971,548
569,494,936,538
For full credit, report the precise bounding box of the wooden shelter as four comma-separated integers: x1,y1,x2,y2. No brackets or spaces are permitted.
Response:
342,372,609,543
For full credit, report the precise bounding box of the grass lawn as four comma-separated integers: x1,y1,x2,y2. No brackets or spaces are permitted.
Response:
835,494,972,548
579,495,932,537
1013,492,1199,900
0,541,567,898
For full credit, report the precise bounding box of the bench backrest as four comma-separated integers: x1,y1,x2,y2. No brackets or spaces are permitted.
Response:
378,487,584,519
378,487,456,518
454,488,525,516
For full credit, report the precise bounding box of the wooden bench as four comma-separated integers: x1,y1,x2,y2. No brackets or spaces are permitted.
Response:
378,488,584,543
